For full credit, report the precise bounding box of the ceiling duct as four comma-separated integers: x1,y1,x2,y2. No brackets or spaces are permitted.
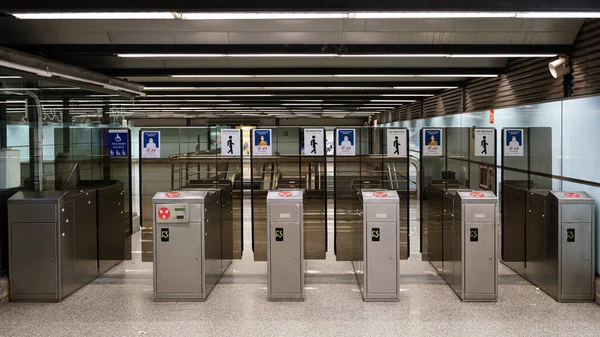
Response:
0,46,145,99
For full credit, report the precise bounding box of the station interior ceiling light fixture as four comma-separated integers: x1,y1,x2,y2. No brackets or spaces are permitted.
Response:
11,12,600,20
168,74,499,78
119,53,556,58
142,86,460,91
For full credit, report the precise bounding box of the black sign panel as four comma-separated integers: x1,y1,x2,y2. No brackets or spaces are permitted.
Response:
372,228,380,241
275,228,284,241
161,228,169,242
567,228,575,242
470,228,478,242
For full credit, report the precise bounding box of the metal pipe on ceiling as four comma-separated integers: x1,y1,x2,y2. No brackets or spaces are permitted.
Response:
0,46,146,98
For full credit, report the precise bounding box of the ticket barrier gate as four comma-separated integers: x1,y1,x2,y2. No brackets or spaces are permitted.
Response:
353,190,400,302
545,192,595,302
267,190,304,301
450,191,498,302
7,191,98,301
502,185,596,302
153,190,225,301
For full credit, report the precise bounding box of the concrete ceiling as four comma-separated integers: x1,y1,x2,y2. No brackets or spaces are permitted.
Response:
0,15,585,120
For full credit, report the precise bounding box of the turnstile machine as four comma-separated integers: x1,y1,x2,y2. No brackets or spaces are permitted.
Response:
545,191,595,302
450,191,498,301
8,191,97,301
354,190,400,302
267,190,304,301
153,190,225,301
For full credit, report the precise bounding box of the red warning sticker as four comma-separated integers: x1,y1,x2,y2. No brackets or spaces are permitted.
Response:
564,192,580,198
373,192,388,198
278,192,293,197
158,207,171,220
470,192,486,198
165,192,180,198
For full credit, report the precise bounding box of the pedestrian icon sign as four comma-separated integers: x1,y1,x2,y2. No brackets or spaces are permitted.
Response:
372,228,380,241
386,129,407,157
275,228,284,241
474,129,494,157
304,129,324,156
221,129,241,156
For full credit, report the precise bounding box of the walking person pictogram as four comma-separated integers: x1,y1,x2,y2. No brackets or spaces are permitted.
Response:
227,135,234,154
310,135,318,154
481,136,489,155
393,136,400,155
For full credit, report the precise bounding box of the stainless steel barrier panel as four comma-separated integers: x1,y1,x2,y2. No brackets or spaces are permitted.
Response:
8,191,97,301
152,190,222,302
267,190,304,301
546,191,595,302
453,191,498,302
355,190,400,302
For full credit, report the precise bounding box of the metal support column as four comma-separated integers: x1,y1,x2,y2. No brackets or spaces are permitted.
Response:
102,101,111,181
26,97,42,191
62,98,70,154
0,100,6,148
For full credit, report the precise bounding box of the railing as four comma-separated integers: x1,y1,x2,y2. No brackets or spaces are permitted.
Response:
169,148,240,190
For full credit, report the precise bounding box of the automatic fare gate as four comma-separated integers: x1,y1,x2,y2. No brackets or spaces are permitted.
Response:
354,190,400,302
546,191,595,302
452,191,498,301
153,190,227,301
267,190,304,301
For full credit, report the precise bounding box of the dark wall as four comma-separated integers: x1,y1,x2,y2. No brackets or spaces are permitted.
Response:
379,19,600,123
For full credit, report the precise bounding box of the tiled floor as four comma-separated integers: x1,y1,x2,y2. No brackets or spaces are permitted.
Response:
1,201,600,336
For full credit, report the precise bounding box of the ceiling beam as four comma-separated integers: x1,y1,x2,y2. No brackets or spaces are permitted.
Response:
8,44,571,56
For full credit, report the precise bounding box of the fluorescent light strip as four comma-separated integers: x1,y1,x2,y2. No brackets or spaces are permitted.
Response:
12,12,178,20
145,86,450,91
351,12,600,19
171,73,498,78
515,12,600,18
370,100,415,102
394,86,458,90
172,74,334,78
146,94,275,97
13,11,600,21
380,93,434,97
123,53,556,58
0,76,22,79
181,12,347,20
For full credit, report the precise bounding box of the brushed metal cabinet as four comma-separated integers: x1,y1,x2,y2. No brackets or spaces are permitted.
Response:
365,221,397,296
560,221,592,298
269,221,302,294
10,222,57,296
267,190,304,301
464,219,496,297
155,204,203,298
359,190,400,302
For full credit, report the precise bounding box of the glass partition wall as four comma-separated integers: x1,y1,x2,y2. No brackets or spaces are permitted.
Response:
139,127,244,262
250,127,327,261
334,127,411,262
420,127,498,275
